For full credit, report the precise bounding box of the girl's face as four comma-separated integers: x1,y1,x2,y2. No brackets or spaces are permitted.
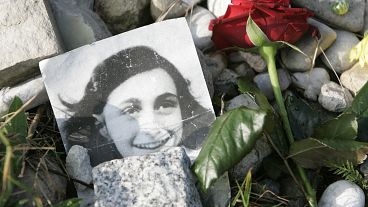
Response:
102,68,183,156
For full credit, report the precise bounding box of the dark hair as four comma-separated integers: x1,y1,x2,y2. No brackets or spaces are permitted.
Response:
61,46,212,166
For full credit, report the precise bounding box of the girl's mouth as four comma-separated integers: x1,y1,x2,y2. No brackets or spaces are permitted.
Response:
132,136,170,150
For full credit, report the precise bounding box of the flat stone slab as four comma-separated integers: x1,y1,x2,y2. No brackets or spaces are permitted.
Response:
292,0,365,32
0,0,62,86
92,147,202,207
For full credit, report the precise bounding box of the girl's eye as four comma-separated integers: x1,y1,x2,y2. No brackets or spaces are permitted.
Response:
156,100,178,114
122,105,141,115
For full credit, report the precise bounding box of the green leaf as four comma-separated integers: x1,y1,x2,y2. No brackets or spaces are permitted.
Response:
349,81,368,117
54,198,81,207
246,16,270,47
237,78,288,155
289,138,368,168
243,169,252,206
285,93,324,140
193,107,267,191
4,96,27,143
314,113,358,140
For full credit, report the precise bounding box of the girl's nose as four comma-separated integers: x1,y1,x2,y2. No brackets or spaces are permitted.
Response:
137,110,158,130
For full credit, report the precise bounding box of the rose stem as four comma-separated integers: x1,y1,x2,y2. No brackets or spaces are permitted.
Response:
258,45,317,207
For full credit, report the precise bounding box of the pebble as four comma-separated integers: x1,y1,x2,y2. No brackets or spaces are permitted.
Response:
204,53,227,79
281,18,337,72
291,67,331,101
66,145,93,191
229,135,272,181
340,63,368,95
319,180,365,207
228,51,267,72
186,6,215,50
0,0,62,87
92,147,202,207
0,76,48,116
225,94,258,111
207,0,230,17
253,69,291,100
49,0,112,51
318,81,353,112
321,30,360,73
214,69,239,97
233,63,256,79
94,0,151,34
292,0,365,32
151,0,201,20
196,48,214,98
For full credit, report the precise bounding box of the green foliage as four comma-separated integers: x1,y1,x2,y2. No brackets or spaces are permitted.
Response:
237,78,288,155
193,107,266,191
289,137,368,169
313,113,358,140
230,169,252,207
328,161,368,190
285,93,324,140
246,15,270,47
4,96,28,144
349,81,368,118
54,198,82,207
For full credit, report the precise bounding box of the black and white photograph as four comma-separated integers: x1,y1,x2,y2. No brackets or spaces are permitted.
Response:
40,18,215,166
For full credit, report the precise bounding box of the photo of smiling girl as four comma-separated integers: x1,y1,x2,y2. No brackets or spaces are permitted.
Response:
60,46,215,166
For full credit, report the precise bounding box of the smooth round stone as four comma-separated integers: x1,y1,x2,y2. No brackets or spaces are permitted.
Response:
281,18,336,72
253,69,291,100
207,0,230,17
340,63,368,95
291,67,330,101
319,180,365,207
151,0,200,20
321,30,360,73
186,6,215,50
318,81,353,112
292,0,365,32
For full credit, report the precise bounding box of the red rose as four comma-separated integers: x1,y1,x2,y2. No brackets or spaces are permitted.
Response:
209,0,315,50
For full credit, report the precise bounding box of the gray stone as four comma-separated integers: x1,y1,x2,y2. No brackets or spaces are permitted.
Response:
0,0,63,87
207,0,230,17
94,0,150,34
253,69,291,100
292,0,365,32
204,53,227,79
360,159,368,178
318,81,353,112
76,0,94,10
229,135,272,181
281,18,337,72
341,63,368,95
225,94,258,111
233,63,255,79
151,0,201,21
200,173,231,207
228,51,267,72
92,147,202,207
49,0,112,51
186,6,215,50
291,67,331,101
319,180,365,207
0,76,48,116
363,3,368,34
196,49,214,98
66,145,93,191
321,30,359,73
